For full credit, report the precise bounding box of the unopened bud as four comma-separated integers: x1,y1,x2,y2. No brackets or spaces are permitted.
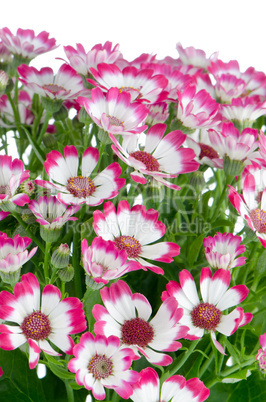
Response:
57,264,74,282
51,243,70,268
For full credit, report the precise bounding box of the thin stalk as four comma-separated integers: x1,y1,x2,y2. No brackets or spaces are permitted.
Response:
43,242,51,283
72,224,83,299
64,380,74,402
11,211,45,253
168,339,200,377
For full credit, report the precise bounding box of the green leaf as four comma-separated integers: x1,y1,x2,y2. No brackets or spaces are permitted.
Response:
46,362,75,380
187,232,206,266
23,126,46,164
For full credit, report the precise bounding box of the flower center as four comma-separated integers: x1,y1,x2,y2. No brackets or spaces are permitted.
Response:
121,317,154,347
114,235,141,258
198,143,219,160
88,354,113,379
250,208,266,233
191,303,221,331
21,310,51,340
66,176,96,198
106,115,124,127
42,83,66,94
0,184,11,196
130,150,160,171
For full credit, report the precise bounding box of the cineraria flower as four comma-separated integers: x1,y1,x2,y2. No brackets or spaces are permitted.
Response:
220,96,266,126
145,102,169,125
77,87,148,135
35,145,125,206
28,195,80,229
93,200,180,274
110,123,199,189
18,63,87,102
0,232,37,282
93,280,188,365
0,91,35,127
81,237,141,285
0,154,30,210
0,272,87,368
0,42,12,66
176,42,218,70
176,85,220,130
88,62,168,103
203,232,246,270
256,333,266,372
162,267,252,354
228,172,266,247
0,27,58,60
68,332,139,400
130,367,209,402
214,74,247,103
63,41,122,76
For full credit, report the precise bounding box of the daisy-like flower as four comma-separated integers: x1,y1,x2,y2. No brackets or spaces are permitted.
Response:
68,332,139,400
28,195,80,229
110,123,199,189
88,62,168,103
214,74,247,103
0,154,30,211
220,96,266,127
256,333,266,372
176,42,218,70
0,27,58,60
176,85,220,130
0,272,87,368
203,232,246,270
81,237,141,285
77,87,148,136
130,367,209,402
0,91,35,127
0,42,12,67
0,232,37,282
162,267,252,354
17,64,87,102
63,41,122,76
145,102,169,125
228,171,266,247
93,280,189,366
35,145,125,206
93,200,180,274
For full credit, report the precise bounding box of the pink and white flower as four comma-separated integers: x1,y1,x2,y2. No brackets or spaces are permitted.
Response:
162,267,252,354
110,123,199,189
176,42,218,70
0,91,35,127
77,87,148,135
228,172,266,247
88,62,168,103
18,64,87,101
256,333,266,372
0,27,58,60
203,232,246,270
93,200,180,274
214,74,247,103
81,237,141,285
93,280,188,366
35,145,125,206
68,332,139,400
0,272,87,368
0,232,37,275
28,195,80,229
176,85,220,130
220,96,266,126
130,367,209,402
0,154,30,211
145,102,169,125
63,41,122,76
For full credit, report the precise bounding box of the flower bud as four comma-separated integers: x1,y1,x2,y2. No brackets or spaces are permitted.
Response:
57,264,74,282
51,243,70,268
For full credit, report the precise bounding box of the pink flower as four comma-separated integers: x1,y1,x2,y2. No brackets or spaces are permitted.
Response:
81,237,141,285
93,200,180,274
88,62,168,103
0,154,30,210
203,232,246,270
35,145,125,206
256,333,266,372
214,74,247,102
68,332,139,400
63,41,122,76
93,280,188,366
145,102,169,125
176,42,218,69
162,267,252,354
0,273,87,368
220,96,266,125
110,123,199,189
77,87,148,135
0,91,35,127
18,64,87,101
0,27,58,60
130,367,209,402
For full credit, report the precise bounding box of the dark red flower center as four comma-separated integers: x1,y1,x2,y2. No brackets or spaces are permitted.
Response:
66,176,96,198
42,84,66,94
21,310,51,340
121,317,154,348
191,303,221,331
88,354,113,379
250,208,266,233
114,235,141,258
130,150,160,171
106,115,124,127
198,143,219,160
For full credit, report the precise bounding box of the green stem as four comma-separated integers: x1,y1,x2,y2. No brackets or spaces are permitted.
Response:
11,211,45,253
73,224,83,299
44,242,51,283
168,340,200,377
37,111,52,145
64,380,74,402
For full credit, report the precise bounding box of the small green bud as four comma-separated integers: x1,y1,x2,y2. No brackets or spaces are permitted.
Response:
57,264,74,282
51,243,70,268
